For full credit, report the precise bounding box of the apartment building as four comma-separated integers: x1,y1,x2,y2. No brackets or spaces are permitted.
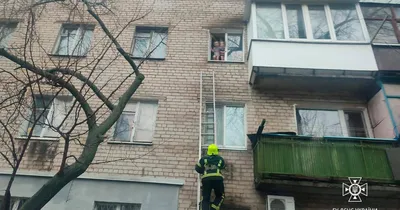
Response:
0,0,399,209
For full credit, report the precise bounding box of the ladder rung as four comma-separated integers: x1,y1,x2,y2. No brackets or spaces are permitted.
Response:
202,111,214,114
201,133,214,136
202,75,213,78
204,101,214,104
202,122,214,125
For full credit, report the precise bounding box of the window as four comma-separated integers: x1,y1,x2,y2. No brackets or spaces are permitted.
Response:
204,104,245,148
286,5,306,39
54,24,94,56
309,5,331,39
0,22,17,48
94,202,141,210
19,96,69,138
209,31,243,62
256,3,366,41
132,27,167,59
112,101,158,143
296,109,369,138
256,3,284,39
362,5,400,44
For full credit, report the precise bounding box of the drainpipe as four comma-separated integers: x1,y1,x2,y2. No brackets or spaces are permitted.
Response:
377,79,399,139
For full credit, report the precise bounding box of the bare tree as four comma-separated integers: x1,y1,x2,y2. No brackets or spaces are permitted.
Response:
0,0,172,209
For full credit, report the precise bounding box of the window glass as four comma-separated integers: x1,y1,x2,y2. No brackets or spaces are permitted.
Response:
205,104,245,148
309,5,331,39
366,20,398,44
330,4,365,41
286,5,306,38
113,101,157,142
344,111,367,137
256,4,285,39
224,106,245,147
149,32,167,59
395,7,400,17
0,22,17,47
297,109,342,137
362,6,391,18
133,102,158,142
226,34,243,62
132,28,168,59
55,25,93,56
114,112,134,141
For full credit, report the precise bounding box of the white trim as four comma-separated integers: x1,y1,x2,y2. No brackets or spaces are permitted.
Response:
293,103,298,132
281,4,289,39
131,101,140,142
251,3,258,39
356,3,371,42
325,4,337,40
302,4,313,40
15,136,59,141
224,33,228,60
222,105,226,146
363,108,374,138
207,30,211,60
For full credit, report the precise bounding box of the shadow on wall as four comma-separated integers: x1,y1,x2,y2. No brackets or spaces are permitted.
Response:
16,140,59,171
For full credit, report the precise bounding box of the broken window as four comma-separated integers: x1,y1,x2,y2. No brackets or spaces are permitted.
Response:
209,31,243,62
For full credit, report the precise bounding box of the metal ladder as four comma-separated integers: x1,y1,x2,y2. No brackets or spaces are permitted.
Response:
200,70,217,145
197,70,217,210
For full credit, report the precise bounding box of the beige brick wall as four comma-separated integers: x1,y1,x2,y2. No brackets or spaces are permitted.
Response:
0,0,393,210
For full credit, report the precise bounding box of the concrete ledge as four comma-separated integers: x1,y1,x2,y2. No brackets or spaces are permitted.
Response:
0,170,185,186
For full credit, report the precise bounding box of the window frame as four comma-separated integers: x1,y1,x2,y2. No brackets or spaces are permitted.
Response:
52,24,94,56
254,3,370,43
294,105,373,138
18,96,70,140
111,100,158,144
208,29,245,63
0,22,18,48
361,3,400,45
203,103,247,150
131,26,168,60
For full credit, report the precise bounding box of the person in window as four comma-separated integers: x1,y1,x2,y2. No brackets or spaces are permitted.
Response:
211,41,221,60
195,144,226,210
219,40,225,61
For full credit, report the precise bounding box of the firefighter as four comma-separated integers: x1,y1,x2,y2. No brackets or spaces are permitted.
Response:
195,144,225,210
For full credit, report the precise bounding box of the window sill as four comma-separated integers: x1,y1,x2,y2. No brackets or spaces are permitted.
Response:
208,60,245,64
48,54,87,58
201,145,247,151
131,57,165,61
108,140,153,146
15,136,59,141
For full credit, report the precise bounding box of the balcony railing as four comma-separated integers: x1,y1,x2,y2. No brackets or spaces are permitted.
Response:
252,135,397,187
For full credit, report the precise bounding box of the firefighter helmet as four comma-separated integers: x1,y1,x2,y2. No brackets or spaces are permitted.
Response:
207,144,219,156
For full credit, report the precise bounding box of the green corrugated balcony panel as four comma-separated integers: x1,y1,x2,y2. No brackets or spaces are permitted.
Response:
248,133,397,184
